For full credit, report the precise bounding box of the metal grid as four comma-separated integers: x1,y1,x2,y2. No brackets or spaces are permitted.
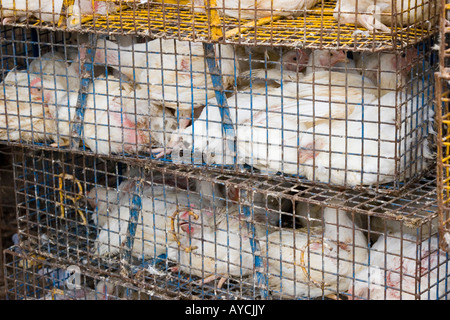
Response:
0,0,444,302
436,0,450,252
0,0,439,51
7,146,449,300
0,27,438,193
3,246,169,300
0,145,16,299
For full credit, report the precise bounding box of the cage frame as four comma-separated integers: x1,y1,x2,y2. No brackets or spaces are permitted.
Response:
0,0,440,52
436,0,450,252
0,0,445,300
7,145,446,300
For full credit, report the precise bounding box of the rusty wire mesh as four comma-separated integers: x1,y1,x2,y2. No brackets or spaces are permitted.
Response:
0,0,445,301
0,0,439,51
436,0,450,252
0,27,438,193
0,145,16,299
3,146,447,300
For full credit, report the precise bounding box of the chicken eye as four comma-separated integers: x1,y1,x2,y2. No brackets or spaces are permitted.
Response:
401,52,406,58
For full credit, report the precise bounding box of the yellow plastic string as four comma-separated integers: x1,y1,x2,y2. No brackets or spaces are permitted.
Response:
170,209,199,253
57,173,87,225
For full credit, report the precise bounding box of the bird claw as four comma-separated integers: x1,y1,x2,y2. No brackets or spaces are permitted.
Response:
357,14,391,33
151,147,172,159
193,274,228,289
50,139,70,148
325,293,340,300
217,277,227,289
151,135,185,159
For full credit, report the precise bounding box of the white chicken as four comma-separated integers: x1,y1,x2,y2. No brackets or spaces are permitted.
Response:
262,206,368,298
0,69,53,142
238,48,310,85
333,0,437,32
81,77,156,154
0,0,64,24
297,90,434,186
87,179,137,227
190,0,321,20
81,38,238,134
235,71,378,175
37,55,178,154
355,49,418,94
167,205,274,287
167,49,354,165
239,49,350,85
68,0,117,28
297,50,433,186
0,0,116,25
88,174,236,228
93,183,212,259
349,232,448,300
303,49,349,75
0,52,76,142
238,50,428,183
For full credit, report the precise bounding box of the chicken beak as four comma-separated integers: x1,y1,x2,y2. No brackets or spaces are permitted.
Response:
331,51,348,66
180,223,190,233
170,209,199,253
297,49,309,68
177,210,199,234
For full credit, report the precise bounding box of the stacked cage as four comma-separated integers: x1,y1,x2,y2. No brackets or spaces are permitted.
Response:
437,0,450,252
1,0,449,300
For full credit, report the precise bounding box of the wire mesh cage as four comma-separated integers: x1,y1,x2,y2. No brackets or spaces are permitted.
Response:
3,246,166,300
8,145,448,300
0,27,438,192
435,0,450,252
0,145,16,299
0,0,439,50
0,0,444,302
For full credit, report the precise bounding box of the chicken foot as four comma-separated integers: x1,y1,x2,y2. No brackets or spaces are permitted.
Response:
151,133,185,159
50,139,71,148
356,13,391,32
194,274,228,289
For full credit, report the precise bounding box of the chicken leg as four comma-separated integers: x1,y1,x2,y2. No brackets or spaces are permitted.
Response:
356,13,391,32
194,274,228,289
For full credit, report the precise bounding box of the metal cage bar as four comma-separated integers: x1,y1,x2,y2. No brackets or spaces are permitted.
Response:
6,146,449,300
436,0,450,252
0,28,437,194
0,0,439,51
0,0,444,301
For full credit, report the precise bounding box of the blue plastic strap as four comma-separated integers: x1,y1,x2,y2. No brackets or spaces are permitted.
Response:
70,34,98,149
203,43,267,298
241,191,268,299
123,181,143,266
202,43,236,161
